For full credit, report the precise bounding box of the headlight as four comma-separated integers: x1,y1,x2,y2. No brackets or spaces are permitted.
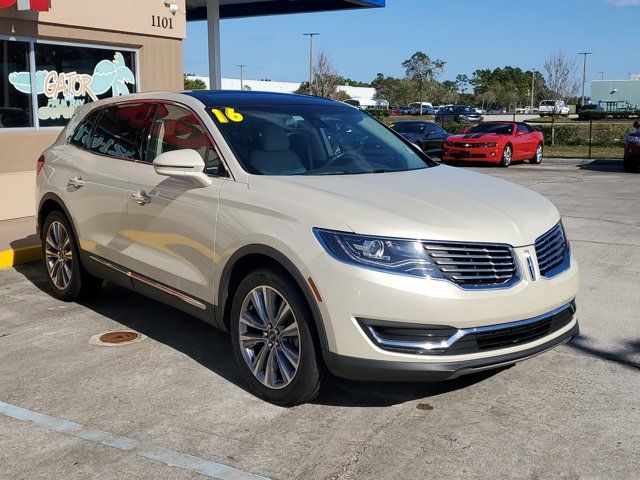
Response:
487,142,497,147
627,135,640,143
314,229,443,278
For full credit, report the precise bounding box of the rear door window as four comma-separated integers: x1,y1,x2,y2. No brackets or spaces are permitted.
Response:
90,103,152,160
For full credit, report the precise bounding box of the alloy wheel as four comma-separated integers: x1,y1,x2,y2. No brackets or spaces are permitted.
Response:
45,221,73,290
238,286,300,389
535,145,543,163
502,146,512,166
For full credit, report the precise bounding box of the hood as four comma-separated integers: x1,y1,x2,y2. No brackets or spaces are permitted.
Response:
250,166,559,247
450,132,505,142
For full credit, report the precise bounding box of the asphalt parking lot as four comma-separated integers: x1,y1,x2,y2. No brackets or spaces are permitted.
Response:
1,160,638,480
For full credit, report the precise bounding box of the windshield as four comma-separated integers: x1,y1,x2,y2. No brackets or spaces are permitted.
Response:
467,123,514,135
540,101,555,106
392,122,425,134
208,104,435,175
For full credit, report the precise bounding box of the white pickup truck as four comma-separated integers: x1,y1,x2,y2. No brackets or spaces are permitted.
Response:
539,100,571,117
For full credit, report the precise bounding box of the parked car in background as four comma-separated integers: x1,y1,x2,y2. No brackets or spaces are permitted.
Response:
35,91,578,405
579,103,604,112
408,102,434,115
435,105,483,124
443,121,544,167
486,108,507,114
539,100,570,117
624,120,640,173
391,121,451,158
391,106,403,115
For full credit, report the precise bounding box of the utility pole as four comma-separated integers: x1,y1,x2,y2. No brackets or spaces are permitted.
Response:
237,64,246,90
303,33,319,95
531,71,535,111
578,52,593,106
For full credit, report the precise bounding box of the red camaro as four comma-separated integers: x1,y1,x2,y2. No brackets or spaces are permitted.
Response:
443,122,544,167
624,120,640,173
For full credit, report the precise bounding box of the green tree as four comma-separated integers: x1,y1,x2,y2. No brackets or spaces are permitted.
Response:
401,52,445,110
183,74,206,90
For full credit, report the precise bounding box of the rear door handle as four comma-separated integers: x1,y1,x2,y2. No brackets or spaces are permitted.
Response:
130,191,151,205
67,176,84,188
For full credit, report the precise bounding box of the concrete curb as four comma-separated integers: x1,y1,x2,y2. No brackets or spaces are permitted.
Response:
0,244,41,270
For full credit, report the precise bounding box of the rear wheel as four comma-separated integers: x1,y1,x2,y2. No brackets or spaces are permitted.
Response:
230,268,328,406
41,211,102,301
529,143,543,164
499,144,512,167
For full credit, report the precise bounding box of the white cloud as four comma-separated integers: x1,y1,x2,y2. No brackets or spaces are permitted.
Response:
606,0,640,5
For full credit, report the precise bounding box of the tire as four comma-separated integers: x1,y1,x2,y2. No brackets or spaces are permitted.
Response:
41,211,102,301
499,144,512,167
623,157,639,173
230,268,329,406
529,143,543,164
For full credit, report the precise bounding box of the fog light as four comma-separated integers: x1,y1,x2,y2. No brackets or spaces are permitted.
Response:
490,152,496,157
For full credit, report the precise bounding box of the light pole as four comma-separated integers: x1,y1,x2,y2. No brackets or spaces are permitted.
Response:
578,52,593,106
303,33,319,95
598,71,604,80
237,64,246,90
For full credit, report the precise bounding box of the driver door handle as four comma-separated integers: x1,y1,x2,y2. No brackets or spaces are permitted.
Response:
130,191,151,205
67,176,84,188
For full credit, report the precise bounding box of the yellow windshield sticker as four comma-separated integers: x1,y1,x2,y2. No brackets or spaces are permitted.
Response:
211,107,244,123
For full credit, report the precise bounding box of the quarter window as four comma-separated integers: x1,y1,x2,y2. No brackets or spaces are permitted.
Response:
69,109,101,149
90,103,152,160
147,103,224,176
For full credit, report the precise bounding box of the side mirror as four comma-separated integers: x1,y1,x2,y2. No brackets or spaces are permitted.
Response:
634,120,640,129
153,149,212,187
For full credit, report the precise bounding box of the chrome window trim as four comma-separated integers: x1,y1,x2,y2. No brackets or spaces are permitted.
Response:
361,301,575,355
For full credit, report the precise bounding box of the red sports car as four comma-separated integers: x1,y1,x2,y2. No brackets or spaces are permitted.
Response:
624,120,640,173
443,122,544,167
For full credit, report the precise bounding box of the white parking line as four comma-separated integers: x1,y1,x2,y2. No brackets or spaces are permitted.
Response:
0,400,270,480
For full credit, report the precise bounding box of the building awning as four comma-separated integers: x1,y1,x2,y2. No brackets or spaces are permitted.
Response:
185,0,384,21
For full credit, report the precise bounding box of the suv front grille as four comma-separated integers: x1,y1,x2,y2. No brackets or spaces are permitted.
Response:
535,223,569,277
423,241,517,287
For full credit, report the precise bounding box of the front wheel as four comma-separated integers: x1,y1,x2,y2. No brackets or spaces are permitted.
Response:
499,145,512,167
529,143,543,164
230,268,328,406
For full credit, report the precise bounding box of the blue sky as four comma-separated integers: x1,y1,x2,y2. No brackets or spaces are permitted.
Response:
183,0,640,85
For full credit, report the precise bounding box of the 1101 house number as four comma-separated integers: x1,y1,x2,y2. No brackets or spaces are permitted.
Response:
151,15,174,29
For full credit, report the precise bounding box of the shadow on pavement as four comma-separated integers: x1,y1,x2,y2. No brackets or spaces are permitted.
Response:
577,159,625,172
13,261,503,408
566,335,640,371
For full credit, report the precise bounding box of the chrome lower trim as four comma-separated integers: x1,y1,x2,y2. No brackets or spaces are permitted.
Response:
362,301,575,354
89,255,206,310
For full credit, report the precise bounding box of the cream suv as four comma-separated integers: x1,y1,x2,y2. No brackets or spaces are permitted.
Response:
36,91,579,405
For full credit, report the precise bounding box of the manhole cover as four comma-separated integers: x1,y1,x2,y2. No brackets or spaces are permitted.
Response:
89,331,146,347
99,331,140,344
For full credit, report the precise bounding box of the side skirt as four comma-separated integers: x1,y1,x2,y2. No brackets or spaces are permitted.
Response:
81,252,217,326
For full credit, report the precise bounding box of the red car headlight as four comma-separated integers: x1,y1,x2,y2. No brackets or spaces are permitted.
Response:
487,142,497,147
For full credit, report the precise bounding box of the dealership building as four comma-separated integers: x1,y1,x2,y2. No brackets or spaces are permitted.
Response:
0,0,384,221
590,78,640,111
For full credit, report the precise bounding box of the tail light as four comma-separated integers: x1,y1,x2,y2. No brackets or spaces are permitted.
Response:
36,155,45,174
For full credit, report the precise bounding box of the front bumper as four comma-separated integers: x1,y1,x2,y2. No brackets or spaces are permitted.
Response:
325,320,579,381
443,145,502,162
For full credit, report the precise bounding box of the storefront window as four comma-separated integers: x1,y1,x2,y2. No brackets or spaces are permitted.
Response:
2,39,137,129
1,40,33,128
34,44,137,127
